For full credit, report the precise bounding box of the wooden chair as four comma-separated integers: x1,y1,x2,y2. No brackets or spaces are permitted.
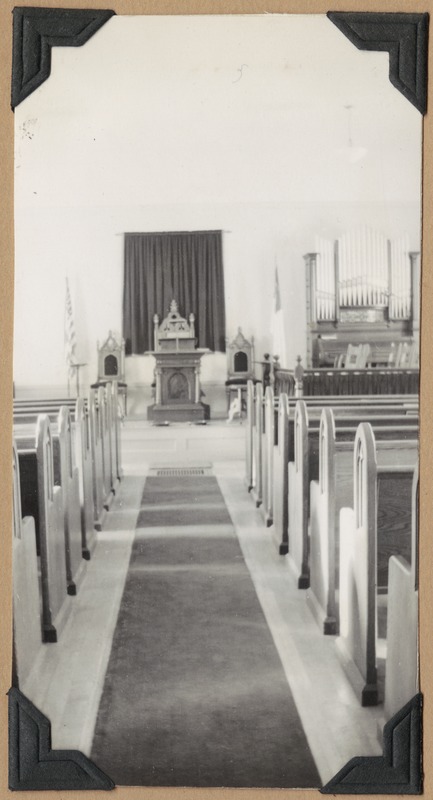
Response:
225,328,259,418
396,341,419,369
91,332,127,415
344,343,371,369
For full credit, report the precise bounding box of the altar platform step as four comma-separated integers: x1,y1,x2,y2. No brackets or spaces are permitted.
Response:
121,419,246,465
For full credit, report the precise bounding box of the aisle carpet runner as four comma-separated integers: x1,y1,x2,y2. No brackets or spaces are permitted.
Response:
91,472,320,788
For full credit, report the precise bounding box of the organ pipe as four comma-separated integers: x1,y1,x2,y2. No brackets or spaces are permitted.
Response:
310,228,413,321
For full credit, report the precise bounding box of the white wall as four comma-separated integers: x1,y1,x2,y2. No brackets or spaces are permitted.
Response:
14,15,422,398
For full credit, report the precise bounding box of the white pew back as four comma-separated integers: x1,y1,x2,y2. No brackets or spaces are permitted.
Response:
245,380,255,491
272,393,289,555
89,390,105,530
385,467,418,720
337,423,378,705
336,423,416,706
287,400,310,588
251,382,263,507
58,407,84,595
261,386,275,526
17,416,69,642
75,398,97,559
13,442,41,687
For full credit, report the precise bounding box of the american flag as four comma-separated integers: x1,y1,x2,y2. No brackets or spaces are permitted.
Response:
271,266,286,366
64,278,77,379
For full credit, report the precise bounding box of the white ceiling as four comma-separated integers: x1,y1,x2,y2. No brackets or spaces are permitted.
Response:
15,14,422,208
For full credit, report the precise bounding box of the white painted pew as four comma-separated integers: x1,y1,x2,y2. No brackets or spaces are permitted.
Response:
308,408,418,635
287,401,418,589
336,423,416,706
250,382,263,507
245,380,255,491
89,390,106,530
16,408,86,597
56,407,86,595
272,393,289,555
261,385,275,526
287,401,310,588
16,416,70,642
12,442,41,687
384,467,418,721
112,381,123,482
247,381,417,500
269,392,418,561
98,386,114,506
75,398,97,559
14,403,97,562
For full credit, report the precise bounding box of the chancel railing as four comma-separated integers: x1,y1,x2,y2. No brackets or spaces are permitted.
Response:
305,228,420,368
274,358,419,398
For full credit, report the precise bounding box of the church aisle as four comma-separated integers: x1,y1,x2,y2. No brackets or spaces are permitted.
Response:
17,422,385,789
216,460,384,783
20,473,145,755
90,471,321,788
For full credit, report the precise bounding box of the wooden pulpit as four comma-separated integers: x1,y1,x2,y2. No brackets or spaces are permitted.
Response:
147,300,210,422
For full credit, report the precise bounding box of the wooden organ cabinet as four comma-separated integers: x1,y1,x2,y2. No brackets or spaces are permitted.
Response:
304,229,420,368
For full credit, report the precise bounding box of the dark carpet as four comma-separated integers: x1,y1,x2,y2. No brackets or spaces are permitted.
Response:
91,475,320,788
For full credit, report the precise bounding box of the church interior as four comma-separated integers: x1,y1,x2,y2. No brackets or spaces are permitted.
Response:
11,14,421,792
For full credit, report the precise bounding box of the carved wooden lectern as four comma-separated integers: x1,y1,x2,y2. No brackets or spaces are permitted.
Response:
147,300,210,422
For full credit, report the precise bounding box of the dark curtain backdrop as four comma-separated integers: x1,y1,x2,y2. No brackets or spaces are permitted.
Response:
123,231,226,354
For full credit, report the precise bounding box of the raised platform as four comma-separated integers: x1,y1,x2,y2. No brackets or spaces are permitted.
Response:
122,420,246,464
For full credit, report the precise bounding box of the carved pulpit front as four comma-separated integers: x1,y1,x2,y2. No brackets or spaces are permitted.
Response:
147,300,210,422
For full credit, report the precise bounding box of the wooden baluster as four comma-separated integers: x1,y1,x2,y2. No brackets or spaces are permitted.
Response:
294,356,304,398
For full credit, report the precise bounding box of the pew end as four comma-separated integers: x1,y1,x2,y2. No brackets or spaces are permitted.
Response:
336,507,379,707
287,401,310,589
13,508,42,688
384,554,418,719
271,393,289,555
307,479,338,636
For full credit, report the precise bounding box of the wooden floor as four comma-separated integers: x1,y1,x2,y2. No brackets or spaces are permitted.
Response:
21,419,384,787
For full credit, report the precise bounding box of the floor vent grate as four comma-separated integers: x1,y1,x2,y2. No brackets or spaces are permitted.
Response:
150,466,213,477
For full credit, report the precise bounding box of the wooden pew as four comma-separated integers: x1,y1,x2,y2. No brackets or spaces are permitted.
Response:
261,385,275,526
105,381,122,489
75,398,97,559
384,467,418,721
267,390,418,557
256,384,417,480
56,407,86,594
14,402,97,561
89,389,106,530
308,408,418,634
13,408,76,425
14,385,122,535
245,380,255,491
13,398,77,425
272,393,289,555
112,381,123,483
15,407,86,595
98,386,114,506
288,400,310,587
14,399,76,408
16,416,70,643
250,382,263,507
12,442,41,687
286,401,418,589
336,423,416,706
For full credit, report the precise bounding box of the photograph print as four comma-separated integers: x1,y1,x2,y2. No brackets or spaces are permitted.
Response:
10,8,424,794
